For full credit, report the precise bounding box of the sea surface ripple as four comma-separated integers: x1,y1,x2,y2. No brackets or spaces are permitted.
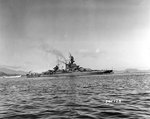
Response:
0,73,150,119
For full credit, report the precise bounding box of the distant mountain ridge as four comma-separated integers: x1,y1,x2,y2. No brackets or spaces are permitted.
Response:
0,72,8,76
0,67,27,76
114,68,150,73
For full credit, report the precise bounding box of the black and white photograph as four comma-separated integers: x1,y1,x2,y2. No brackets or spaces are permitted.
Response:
0,0,150,118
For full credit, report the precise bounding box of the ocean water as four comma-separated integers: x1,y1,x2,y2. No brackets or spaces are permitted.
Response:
0,73,150,119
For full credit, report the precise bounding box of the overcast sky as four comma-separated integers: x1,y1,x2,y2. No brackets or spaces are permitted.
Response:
0,0,150,72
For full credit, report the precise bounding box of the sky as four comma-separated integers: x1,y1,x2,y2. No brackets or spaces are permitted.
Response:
0,0,150,72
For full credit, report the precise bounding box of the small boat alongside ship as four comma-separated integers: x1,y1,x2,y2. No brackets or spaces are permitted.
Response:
26,53,113,78
2,75,21,78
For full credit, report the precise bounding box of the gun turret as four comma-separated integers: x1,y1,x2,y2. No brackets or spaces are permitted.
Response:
53,65,59,73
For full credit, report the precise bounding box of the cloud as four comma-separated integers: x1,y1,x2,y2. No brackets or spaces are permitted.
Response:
77,48,103,58
96,48,100,53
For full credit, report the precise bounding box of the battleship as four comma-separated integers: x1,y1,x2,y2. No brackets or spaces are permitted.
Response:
26,53,113,78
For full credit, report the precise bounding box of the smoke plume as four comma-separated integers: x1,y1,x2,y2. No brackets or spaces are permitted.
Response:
39,42,67,64
46,49,67,64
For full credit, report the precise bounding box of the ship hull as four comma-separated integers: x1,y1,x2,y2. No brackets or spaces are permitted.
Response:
27,70,113,78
